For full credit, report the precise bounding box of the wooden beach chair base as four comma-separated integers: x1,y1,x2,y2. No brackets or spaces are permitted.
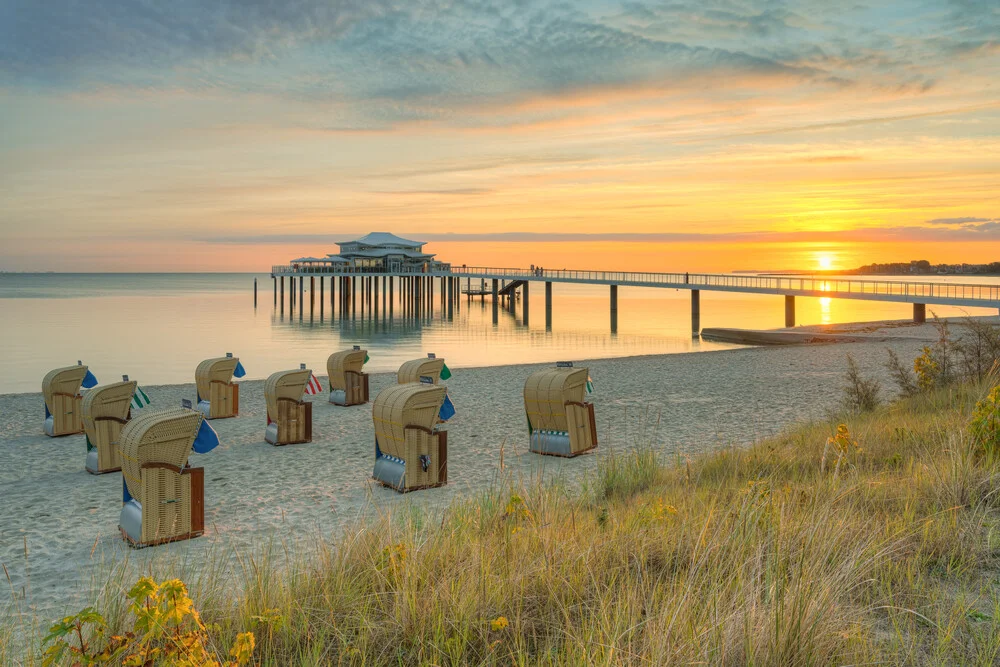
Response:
44,394,84,437
197,382,239,419
265,401,312,445
329,372,369,406
85,449,121,475
373,430,448,493
529,402,598,457
119,465,204,548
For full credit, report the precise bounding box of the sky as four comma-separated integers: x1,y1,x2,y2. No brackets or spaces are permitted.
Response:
1,0,998,272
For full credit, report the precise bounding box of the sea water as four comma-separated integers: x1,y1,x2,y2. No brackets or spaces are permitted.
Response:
0,272,995,394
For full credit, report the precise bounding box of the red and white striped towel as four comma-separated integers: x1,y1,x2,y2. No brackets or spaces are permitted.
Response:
304,373,323,395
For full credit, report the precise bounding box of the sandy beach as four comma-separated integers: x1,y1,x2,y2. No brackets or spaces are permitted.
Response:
0,337,929,626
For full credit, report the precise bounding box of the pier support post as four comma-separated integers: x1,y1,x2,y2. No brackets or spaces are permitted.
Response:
279,277,284,313
784,295,795,328
545,281,552,330
610,285,618,333
447,276,454,319
310,277,315,316
522,281,529,325
290,277,295,316
691,289,700,336
913,303,926,324
273,276,277,306
492,279,499,324
299,277,304,320
254,278,258,308
319,277,324,319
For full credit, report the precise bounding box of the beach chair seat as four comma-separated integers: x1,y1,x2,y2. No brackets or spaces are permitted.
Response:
42,365,88,436
524,366,598,457
118,408,205,547
397,357,445,385
83,380,136,474
327,348,369,406
372,383,448,492
195,356,240,419
264,369,313,445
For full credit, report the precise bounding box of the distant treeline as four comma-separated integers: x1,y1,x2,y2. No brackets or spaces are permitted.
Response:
835,260,1000,276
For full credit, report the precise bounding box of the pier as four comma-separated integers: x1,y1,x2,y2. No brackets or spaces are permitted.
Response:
269,264,1000,333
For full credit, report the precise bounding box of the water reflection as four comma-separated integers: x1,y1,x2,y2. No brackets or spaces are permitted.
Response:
1,273,996,394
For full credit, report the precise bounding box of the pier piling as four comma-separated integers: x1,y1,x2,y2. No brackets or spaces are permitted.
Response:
785,295,795,328
254,278,258,308
522,281,529,325
610,285,618,333
691,289,700,336
545,281,552,330
280,277,284,314
492,279,499,324
914,303,926,323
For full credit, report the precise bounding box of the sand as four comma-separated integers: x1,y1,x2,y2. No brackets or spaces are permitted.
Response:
0,338,928,627
703,315,999,346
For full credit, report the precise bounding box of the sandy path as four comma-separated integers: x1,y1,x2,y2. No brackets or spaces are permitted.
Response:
0,339,925,625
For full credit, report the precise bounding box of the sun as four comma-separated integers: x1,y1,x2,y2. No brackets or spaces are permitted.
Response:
817,254,834,271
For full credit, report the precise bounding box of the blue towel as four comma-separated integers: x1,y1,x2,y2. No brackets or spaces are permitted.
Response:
122,478,132,503
439,394,456,422
82,369,98,388
233,361,246,378
44,402,51,418
192,418,220,454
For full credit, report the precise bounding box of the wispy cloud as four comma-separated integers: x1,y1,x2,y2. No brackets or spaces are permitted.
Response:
196,226,1000,246
926,216,996,225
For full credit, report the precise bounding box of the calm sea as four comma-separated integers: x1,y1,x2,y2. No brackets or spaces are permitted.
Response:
0,272,995,394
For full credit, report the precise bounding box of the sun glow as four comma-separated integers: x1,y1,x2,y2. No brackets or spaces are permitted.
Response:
817,254,834,271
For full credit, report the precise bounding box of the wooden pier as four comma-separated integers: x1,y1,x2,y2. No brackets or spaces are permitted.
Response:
269,265,1000,334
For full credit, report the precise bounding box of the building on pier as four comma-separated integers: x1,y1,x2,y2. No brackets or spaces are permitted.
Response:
289,232,449,273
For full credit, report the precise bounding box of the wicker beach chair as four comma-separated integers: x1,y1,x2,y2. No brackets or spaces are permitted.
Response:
372,383,448,492
524,365,598,457
83,380,136,474
397,356,445,385
327,348,369,406
42,365,88,436
195,356,240,419
264,369,313,445
118,408,205,547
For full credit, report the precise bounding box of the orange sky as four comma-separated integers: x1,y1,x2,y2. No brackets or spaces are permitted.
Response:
1,0,998,272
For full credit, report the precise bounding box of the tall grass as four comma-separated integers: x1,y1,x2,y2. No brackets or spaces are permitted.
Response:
8,380,1000,664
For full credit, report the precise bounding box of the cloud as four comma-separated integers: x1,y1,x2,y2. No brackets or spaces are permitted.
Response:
926,216,995,225
195,225,1000,246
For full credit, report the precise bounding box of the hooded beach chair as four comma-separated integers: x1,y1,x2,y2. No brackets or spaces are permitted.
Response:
397,355,446,385
118,408,207,547
195,355,241,419
327,348,369,406
372,383,448,492
264,368,313,445
42,364,92,436
524,364,598,457
83,379,136,474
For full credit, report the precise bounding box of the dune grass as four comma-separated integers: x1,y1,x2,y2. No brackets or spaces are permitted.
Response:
8,380,1000,665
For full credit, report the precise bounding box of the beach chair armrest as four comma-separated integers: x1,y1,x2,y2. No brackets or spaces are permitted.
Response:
209,380,232,387
276,397,303,406
565,401,589,408
404,424,435,436
95,416,129,425
52,391,80,399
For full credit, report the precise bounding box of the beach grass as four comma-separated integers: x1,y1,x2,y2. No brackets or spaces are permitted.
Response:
8,379,1000,665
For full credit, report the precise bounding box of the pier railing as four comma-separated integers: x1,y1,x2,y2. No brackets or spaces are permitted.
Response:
270,265,1000,306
